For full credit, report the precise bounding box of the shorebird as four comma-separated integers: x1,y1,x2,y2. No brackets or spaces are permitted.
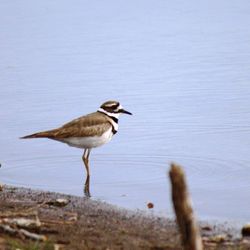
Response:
21,100,132,179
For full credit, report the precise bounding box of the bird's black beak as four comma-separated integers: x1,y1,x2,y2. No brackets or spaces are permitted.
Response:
120,109,132,115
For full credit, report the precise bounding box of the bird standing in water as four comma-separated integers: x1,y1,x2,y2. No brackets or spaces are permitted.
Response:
21,100,132,196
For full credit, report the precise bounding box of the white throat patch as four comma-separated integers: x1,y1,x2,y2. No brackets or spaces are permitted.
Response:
97,108,121,119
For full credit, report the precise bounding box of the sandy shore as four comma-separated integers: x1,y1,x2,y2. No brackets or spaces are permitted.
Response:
0,185,249,250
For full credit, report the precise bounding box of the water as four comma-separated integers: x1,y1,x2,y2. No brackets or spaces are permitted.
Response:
1,0,250,222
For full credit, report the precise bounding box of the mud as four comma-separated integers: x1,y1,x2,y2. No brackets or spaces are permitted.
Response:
0,185,249,250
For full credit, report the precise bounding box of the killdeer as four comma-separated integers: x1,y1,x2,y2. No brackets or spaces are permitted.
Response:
21,100,132,178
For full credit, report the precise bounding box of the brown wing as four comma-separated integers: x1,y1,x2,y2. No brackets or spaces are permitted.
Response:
51,112,112,138
21,112,112,139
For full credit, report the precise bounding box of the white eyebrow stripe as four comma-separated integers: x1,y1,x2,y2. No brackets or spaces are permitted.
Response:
105,102,119,107
117,104,123,110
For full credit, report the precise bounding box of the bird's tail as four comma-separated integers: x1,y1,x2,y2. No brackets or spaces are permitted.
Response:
20,130,55,139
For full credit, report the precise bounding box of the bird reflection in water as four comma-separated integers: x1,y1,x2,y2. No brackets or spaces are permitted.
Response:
84,175,91,198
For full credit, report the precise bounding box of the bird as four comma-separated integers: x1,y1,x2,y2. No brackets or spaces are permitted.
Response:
21,100,132,192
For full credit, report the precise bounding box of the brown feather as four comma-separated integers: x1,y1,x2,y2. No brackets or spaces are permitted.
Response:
20,129,58,139
21,112,112,139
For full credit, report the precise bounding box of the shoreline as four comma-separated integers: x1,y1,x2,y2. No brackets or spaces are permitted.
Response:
0,185,249,249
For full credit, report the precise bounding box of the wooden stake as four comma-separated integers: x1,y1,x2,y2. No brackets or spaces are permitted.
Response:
169,163,203,250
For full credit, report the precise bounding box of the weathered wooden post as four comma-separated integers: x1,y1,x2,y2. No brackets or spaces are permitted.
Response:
169,163,203,250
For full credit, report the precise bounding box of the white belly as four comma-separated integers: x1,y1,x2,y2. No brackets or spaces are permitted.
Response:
60,128,113,149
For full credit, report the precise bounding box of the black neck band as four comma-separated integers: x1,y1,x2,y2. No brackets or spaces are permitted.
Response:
109,116,118,124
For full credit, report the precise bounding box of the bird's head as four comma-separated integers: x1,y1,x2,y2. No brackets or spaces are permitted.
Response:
98,100,132,118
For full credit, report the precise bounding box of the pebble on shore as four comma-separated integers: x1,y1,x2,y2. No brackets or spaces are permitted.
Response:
147,202,154,209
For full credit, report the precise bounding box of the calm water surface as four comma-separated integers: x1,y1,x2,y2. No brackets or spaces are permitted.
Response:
1,0,250,222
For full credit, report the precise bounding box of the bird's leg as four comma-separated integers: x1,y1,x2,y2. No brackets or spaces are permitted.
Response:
82,148,92,197
82,148,90,176
87,148,91,163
